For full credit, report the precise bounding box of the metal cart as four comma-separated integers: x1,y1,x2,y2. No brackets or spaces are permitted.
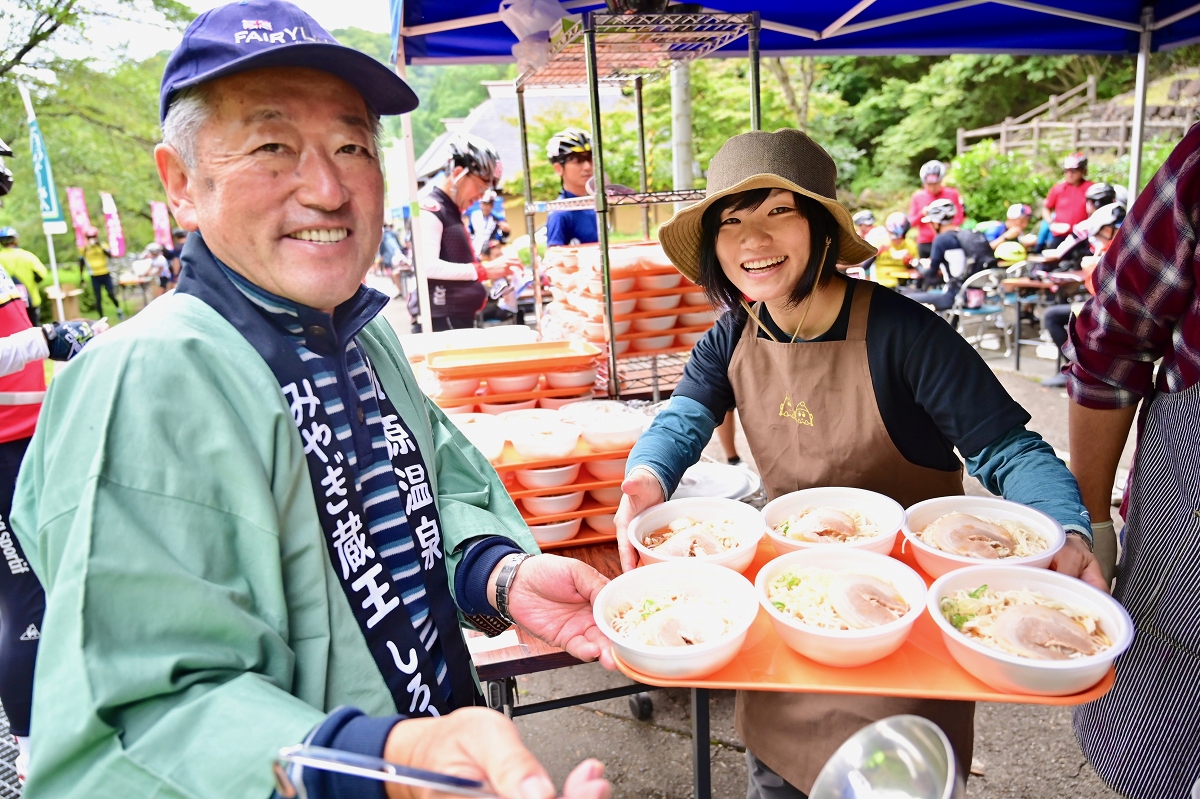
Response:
513,10,763,399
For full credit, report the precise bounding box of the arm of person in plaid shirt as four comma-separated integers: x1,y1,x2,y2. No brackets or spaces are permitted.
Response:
1065,125,1200,409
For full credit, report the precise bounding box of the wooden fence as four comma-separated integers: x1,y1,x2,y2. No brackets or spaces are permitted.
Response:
956,74,1196,157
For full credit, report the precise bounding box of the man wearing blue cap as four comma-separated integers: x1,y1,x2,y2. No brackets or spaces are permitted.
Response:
11,4,613,798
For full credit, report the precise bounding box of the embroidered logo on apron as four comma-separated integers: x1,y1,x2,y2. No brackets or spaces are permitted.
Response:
779,392,814,427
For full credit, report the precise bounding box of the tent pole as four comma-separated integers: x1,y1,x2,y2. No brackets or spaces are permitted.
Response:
1127,8,1153,202
671,61,694,214
749,13,762,131
635,77,650,240
516,86,543,331
584,12,618,398
394,37,433,334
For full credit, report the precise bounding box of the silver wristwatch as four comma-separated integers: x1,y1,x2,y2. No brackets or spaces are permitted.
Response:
495,553,532,626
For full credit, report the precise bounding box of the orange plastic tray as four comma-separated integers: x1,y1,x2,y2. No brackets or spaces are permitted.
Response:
615,324,714,342
425,341,602,378
520,497,619,525
507,476,621,499
613,539,1116,706
493,441,632,473
434,382,597,409
539,527,617,551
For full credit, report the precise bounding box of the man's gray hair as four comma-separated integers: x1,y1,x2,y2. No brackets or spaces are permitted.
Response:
161,82,383,169
161,85,212,169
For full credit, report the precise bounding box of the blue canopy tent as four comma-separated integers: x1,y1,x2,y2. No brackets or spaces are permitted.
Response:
389,0,1197,331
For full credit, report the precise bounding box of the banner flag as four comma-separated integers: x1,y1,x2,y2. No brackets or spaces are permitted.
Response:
66,187,92,248
17,84,65,227
150,201,172,248
99,192,125,257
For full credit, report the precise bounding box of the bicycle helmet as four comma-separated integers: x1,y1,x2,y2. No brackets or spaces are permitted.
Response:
445,133,503,189
852,210,875,226
1087,202,1126,236
1113,184,1129,208
1062,152,1088,170
919,160,946,183
921,198,957,225
546,128,592,163
995,241,1027,263
884,212,911,238
1085,182,1116,207
481,189,498,204
0,227,16,240
1006,203,1033,220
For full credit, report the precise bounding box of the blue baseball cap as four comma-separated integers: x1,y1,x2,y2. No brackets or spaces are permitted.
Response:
159,0,418,122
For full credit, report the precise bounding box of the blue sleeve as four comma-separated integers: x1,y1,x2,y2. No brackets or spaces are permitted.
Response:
545,212,570,247
626,395,719,497
290,707,405,799
454,536,523,615
964,426,1092,540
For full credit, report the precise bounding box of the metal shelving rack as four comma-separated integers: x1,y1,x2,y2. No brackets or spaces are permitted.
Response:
515,11,761,398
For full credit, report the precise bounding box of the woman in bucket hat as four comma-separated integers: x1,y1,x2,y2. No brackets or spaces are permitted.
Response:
615,129,1104,798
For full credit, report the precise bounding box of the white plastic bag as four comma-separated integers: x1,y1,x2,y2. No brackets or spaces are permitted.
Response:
498,0,568,41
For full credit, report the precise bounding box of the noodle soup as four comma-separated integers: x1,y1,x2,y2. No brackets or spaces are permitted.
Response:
609,592,734,647
773,506,881,544
767,567,909,631
940,584,1111,660
642,516,740,557
919,512,1048,559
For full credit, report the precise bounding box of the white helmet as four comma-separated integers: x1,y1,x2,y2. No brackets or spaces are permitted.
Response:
853,210,876,226
1087,202,1126,237
919,160,946,183
921,198,957,225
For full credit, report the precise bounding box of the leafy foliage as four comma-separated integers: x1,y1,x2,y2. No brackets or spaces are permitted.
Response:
0,55,167,270
947,140,1054,222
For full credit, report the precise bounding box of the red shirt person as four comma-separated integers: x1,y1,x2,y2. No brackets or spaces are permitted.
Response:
1043,152,1094,232
907,160,963,257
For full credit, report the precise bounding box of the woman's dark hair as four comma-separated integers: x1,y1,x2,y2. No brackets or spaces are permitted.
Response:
696,188,841,315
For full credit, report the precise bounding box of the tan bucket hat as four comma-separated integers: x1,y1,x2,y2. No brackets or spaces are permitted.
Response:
659,129,877,283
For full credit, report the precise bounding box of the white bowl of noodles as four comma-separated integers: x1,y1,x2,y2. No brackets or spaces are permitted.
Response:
928,565,1133,696
756,549,927,668
594,561,758,680
628,498,766,573
762,487,905,557
902,496,1066,578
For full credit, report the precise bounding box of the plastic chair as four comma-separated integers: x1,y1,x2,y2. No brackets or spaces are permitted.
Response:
945,268,1009,354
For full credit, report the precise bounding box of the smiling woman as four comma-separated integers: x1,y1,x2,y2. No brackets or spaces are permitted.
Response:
615,127,1103,799
698,189,839,330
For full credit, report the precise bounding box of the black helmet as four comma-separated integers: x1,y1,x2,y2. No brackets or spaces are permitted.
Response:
446,133,502,189
1085,182,1116,206
546,128,592,163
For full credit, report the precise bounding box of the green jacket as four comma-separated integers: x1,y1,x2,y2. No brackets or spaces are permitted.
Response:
12,291,537,798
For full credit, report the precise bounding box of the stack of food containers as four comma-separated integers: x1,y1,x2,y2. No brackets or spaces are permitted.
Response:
421,342,650,550
422,341,602,415
541,241,719,387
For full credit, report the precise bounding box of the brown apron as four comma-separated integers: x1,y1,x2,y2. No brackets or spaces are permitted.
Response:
729,279,975,793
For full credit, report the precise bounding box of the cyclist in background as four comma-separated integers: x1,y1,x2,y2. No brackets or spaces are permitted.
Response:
908,160,963,258
545,128,597,247
872,213,918,289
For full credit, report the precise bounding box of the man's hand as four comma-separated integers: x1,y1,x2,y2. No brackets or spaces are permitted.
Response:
1052,534,1108,592
383,707,610,799
506,554,615,669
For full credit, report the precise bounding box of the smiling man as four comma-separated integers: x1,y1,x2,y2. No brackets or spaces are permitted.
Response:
10,3,614,798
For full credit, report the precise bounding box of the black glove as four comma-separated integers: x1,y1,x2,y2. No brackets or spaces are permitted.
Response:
41,320,100,362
